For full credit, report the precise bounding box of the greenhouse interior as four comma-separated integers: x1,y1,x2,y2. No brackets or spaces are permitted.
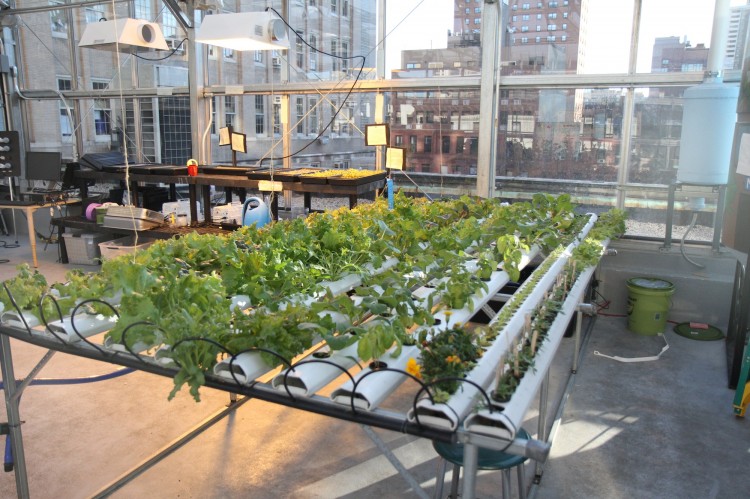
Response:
0,0,749,498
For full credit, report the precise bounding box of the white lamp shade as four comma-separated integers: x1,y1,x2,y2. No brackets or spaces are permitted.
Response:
196,11,289,51
79,18,168,51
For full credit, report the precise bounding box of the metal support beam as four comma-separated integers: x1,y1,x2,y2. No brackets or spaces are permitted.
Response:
534,370,550,481
162,0,192,31
11,350,55,404
360,425,430,499
90,396,250,498
461,442,479,498
187,4,203,163
376,0,386,80
476,0,502,199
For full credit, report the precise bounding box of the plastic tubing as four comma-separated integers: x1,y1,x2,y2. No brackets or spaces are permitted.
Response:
680,211,706,269
0,367,134,391
1,368,134,470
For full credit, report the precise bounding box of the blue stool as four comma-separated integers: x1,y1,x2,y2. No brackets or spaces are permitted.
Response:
432,428,530,499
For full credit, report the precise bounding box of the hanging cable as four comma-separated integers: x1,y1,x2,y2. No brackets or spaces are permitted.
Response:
133,38,188,61
257,7,366,165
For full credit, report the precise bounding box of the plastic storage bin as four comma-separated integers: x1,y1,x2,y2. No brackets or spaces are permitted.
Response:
98,235,155,261
62,232,111,265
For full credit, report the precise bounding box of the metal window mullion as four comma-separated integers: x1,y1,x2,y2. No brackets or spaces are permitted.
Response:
616,0,643,209
476,0,501,198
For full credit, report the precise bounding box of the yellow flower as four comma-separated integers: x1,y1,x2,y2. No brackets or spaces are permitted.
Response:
406,358,422,379
446,355,462,364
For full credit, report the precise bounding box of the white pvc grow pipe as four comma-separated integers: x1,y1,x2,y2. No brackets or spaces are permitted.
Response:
407,214,597,430
326,245,540,411
0,310,40,329
214,351,275,385
464,262,597,440
45,313,117,343
330,344,420,410
270,340,360,396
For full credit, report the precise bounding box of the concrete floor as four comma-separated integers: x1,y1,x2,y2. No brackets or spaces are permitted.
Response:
0,234,748,498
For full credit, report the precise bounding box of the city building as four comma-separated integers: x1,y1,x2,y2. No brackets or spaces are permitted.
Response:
726,1,750,70
10,0,378,171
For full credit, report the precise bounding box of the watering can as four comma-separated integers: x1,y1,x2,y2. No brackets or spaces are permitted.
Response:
242,196,271,228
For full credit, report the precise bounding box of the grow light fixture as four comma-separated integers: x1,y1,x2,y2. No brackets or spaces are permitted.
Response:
78,18,168,51
196,11,289,52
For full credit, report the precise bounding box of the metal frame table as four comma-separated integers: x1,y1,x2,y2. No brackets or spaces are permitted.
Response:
73,169,385,225
0,197,80,267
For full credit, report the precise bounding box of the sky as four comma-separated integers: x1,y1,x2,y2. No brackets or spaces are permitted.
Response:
383,0,750,76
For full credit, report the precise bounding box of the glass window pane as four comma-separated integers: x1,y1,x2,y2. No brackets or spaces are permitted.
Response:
283,2,376,83
496,87,621,182
624,188,718,241
386,1,462,78
638,0,716,74
390,88,478,174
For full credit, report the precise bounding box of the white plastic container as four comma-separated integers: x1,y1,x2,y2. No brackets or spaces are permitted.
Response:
62,232,111,265
99,236,156,260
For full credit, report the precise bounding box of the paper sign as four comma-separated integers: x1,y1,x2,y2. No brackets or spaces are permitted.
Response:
365,124,389,146
219,127,231,146
258,180,283,192
231,132,247,153
385,147,405,170
737,133,750,176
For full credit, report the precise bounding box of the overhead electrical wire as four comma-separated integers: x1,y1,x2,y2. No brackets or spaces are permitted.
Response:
253,7,366,166
133,38,187,61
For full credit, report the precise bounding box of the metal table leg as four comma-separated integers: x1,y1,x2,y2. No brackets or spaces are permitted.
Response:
663,182,677,250
0,334,30,498
360,425,430,499
461,442,479,499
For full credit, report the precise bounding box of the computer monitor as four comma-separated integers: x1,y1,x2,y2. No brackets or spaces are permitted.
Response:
25,151,63,182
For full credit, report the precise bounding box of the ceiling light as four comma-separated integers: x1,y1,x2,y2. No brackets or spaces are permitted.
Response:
79,18,168,51
196,11,289,52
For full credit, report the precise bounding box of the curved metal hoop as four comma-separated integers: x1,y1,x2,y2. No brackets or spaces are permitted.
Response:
170,337,232,371
117,320,164,361
68,298,120,355
3,282,35,334
279,358,357,401
37,292,67,344
226,347,291,388
411,377,495,429
350,367,433,417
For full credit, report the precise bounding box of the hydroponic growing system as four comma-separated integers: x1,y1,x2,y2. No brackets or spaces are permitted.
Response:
0,193,623,498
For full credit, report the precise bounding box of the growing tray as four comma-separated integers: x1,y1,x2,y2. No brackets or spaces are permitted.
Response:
327,171,387,186
299,171,341,184
200,165,260,176
246,167,323,181
246,168,273,181
269,168,325,182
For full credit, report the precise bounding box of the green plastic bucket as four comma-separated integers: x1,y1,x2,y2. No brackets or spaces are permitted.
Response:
626,277,675,335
